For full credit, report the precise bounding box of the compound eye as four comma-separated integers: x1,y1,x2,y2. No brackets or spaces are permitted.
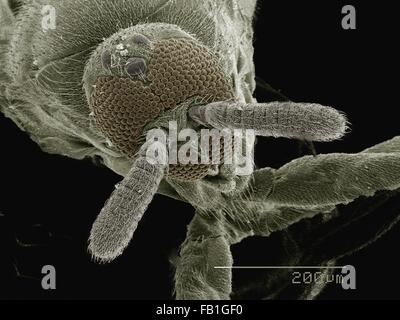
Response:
125,57,147,76
130,34,151,46
101,50,112,69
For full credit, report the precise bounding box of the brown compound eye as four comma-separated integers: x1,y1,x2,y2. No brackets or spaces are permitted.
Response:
125,57,147,76
90,38,234,181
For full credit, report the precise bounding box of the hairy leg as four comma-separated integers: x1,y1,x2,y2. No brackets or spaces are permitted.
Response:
175,213,244,300
248,136,400,209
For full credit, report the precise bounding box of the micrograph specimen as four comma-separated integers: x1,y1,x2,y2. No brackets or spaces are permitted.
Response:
1,0,399,300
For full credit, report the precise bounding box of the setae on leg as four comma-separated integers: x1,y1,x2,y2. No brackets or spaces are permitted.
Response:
175,214,233,300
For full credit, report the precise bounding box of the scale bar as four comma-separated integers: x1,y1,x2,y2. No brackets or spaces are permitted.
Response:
214,266,346,269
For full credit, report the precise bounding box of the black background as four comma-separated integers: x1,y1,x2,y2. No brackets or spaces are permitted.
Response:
1,1,399,299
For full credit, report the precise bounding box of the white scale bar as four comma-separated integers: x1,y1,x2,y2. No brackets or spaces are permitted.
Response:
214,266,346,269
